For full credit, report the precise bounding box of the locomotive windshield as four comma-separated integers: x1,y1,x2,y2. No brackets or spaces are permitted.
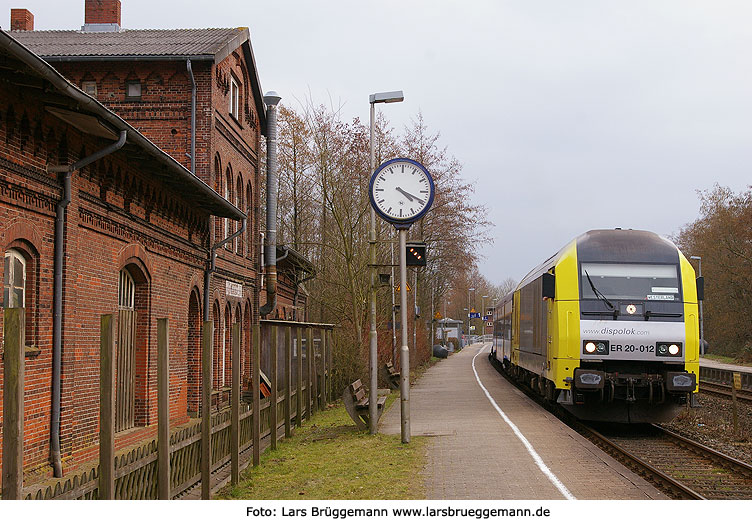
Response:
580,263,681,302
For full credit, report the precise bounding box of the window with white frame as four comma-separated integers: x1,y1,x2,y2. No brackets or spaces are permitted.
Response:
3,249,26,309
229,76,240,118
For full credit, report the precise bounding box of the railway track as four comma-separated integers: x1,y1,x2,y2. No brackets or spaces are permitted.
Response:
573,422,752,499
700,380,752,403
488,354,752,499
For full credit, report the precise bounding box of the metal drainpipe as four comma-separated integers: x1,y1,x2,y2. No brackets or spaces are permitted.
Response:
48,130,127,477
186,58,196,174
259,91,281,318
203,218,247,321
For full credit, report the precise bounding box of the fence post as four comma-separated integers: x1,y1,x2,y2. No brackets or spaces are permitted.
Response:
307,327,313,419
252,322,261,466
2,308,25,500
312,329,319,414
201,319,213,500
99,313,115,500
157,318,170,499
284,326,292,438
231,322,240,486
270,326,278,450
296,326,303,427
328,329,334,404
320,329,327,409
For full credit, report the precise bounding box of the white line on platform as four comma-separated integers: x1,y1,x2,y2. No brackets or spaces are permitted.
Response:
472,346,577,500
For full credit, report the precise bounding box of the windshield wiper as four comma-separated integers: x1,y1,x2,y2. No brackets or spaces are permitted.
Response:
584,270,618,320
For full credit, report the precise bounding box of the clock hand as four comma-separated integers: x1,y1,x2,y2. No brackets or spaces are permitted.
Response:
395,187,425,205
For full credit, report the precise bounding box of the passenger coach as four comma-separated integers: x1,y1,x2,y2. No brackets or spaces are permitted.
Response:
492,229,702,423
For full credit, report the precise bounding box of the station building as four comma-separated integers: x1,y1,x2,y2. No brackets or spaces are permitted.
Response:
0,27,245,479
2,0,312,482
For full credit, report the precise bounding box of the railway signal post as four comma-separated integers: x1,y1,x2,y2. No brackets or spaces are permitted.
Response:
369,158,435,443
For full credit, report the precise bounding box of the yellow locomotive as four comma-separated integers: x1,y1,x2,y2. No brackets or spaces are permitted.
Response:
492,229,701,423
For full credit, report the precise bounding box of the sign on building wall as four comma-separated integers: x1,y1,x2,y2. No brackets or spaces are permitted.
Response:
226,280,243,298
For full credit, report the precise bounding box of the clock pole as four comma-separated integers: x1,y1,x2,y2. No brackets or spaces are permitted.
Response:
368,155,433,445
368,100,378,435
398,227,411,443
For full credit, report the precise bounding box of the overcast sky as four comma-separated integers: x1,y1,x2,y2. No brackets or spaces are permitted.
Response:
4,1,751,285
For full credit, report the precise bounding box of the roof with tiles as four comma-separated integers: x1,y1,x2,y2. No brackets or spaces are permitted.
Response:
11,27,249,60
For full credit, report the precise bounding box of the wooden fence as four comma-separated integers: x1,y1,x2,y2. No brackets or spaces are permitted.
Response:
1,309,334,500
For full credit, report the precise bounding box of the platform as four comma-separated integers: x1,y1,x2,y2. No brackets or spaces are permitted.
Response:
700,357,752,374
380,343,667,500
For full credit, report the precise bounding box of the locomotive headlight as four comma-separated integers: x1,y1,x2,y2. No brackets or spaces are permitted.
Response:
583,340,609,355
657,342,682,357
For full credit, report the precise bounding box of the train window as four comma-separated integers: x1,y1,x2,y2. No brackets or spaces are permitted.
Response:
580,263,681,301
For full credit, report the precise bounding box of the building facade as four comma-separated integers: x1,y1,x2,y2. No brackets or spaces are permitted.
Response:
0,28,244,478
13,0,269,416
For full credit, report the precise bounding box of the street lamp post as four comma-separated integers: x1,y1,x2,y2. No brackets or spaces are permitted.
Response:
690,255,704,356
463,308,468,345
368,91,403,435
467,287,475,339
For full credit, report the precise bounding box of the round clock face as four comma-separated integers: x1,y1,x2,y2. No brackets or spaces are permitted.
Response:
369,158,435,225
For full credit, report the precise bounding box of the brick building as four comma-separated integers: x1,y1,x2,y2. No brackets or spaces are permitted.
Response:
12,0,283,414
0,29,244,478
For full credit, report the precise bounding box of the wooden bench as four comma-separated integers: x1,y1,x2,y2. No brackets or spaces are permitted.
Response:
380,360,400,390
342,379,388,430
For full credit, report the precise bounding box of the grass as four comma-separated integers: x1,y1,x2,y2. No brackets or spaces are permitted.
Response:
218,393,427,500
704,353,752,367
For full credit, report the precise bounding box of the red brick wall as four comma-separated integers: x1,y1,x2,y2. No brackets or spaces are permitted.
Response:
0,77,213,477
1,39,265,476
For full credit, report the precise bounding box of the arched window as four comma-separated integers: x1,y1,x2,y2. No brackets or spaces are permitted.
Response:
224,166,232,247
4,249,26,309
187,289,202,415
4,244,39,348
214,155,223,244
246,181,253,261
116,263,150,430
213,301,221,390
236,174,244,255
224,303,232,387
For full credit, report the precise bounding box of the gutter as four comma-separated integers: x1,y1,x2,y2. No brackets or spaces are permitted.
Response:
47,130,127,477
203,219,248,321
0,30,243,221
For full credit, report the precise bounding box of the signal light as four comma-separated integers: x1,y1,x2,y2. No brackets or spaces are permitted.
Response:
406,242,427,267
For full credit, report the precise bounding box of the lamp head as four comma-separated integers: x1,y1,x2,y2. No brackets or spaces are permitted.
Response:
369,90,404,104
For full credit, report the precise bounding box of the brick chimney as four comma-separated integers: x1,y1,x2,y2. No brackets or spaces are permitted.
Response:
10,8,34,31
83,0,121,31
